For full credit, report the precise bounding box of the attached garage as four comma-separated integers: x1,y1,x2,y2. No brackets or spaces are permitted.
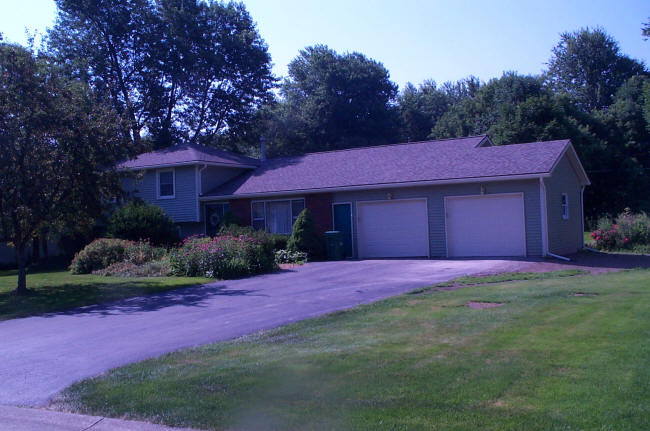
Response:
357,199,429,258
445,193,526,257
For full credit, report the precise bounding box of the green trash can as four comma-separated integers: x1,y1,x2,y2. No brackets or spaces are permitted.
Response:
324,231,345,260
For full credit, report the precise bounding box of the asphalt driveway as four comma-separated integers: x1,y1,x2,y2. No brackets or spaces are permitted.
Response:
0,259,514,407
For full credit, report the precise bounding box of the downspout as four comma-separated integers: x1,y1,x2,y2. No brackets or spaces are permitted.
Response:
580,185,585,249
539,177,549,257
197,164,208,231
540,176,571,261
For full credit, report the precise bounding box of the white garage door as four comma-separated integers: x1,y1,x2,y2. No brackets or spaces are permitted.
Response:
357,199,429,258
446,193,526,257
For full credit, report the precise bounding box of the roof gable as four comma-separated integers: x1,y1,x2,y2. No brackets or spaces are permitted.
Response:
118,144,259,170
203,136,574,198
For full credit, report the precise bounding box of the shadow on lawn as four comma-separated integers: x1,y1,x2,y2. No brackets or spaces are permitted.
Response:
48,283,267,318
0,280,266,320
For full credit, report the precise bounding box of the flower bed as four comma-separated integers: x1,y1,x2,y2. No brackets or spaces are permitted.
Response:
168,234,276,279
591,210,650,252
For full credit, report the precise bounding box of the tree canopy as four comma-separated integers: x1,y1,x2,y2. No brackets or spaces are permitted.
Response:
262,45,399,156
0,43,133,293
49,0,275,149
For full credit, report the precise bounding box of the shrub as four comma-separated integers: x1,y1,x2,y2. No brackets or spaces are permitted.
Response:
275,249,308,264
93,259,171,277
219,224,288,251
69,238,167,274
591,209,650,251
69,238,134,274
107,200,179,245
168,234,276,279
287,209,325,259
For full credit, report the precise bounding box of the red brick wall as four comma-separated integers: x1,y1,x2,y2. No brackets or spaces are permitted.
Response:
305,193,333,235
229,198,251,226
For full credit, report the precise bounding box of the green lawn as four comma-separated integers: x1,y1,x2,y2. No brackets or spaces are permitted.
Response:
0,264,210,321
51,269,650,430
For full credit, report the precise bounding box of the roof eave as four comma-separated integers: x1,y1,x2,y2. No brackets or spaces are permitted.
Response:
117,160,259,171
199,173,551,201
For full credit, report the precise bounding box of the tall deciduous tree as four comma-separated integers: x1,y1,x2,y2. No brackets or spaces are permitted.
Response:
397,80,451,142
545,27,646,111
265,45,399,156
48,0,274,149
0,44,132,294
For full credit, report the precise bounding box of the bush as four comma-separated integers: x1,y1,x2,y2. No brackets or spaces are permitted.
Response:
275,249,308,264
107,200,179,245
219,224,288,251
168,234,276,279
93,259,171,277
591,209,650,251
287,209,325,259
69,238,167,274
69,238,134,274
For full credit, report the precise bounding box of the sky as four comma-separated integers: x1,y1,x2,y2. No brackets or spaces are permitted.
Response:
1,0,648,90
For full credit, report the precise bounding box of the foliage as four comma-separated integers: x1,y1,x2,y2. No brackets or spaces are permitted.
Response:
545,27,646,111
48,0,275,149
69,238,166,274
219,210,240,228
219,223,288,251
93,260,171,277
263,45,399,156
168,234,276,279
0,43,132,293
397,80,452,142
107,200,179,245
591,210,650,251
287,209,325,259
275,249,308,265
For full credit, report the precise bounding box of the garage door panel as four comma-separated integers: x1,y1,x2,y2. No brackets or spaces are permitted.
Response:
358,199,429,258
446,194,526,257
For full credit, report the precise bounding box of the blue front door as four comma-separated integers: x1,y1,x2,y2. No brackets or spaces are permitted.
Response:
333,203,353,258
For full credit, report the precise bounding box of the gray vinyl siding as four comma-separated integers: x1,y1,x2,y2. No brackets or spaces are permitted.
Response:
332,179,543,258
545,155,584,254
121,166,199,223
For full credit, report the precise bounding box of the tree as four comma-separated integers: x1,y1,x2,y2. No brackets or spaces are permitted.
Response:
397,80,451,142
48,0,275,149
287,209,325,259
265,45,399,156
545,28,646,111
0,43,131,294
107,200,179,245
643,18,650,40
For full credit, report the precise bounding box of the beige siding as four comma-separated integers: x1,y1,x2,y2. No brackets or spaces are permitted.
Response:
545,155,584,254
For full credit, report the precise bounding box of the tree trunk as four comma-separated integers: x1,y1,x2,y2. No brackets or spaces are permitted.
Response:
14,243,28,295
32,237,40,261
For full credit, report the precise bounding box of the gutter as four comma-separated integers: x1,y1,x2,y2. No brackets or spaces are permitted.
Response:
200,173,552,201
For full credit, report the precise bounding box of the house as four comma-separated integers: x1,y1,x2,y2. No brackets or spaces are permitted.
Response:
118,135,590,259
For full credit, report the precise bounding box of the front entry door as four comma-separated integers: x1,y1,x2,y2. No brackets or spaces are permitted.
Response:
333,203,353,258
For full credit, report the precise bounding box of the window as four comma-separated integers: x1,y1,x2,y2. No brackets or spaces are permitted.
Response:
251,199,305,234
561,193,569,219
157,169,175,199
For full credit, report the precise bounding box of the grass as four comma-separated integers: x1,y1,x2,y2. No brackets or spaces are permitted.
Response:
429,269,588,289
51,269,650,430
0,262,210,321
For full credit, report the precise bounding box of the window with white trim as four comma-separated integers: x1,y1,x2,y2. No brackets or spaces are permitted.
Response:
157,169,175,199
561,193,569,219
251,199,305,234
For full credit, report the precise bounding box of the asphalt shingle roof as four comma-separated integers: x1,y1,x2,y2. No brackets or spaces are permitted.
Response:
203,136,571,197
118,143,259,170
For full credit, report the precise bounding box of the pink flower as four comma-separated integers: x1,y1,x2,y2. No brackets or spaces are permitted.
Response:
624,237,629,242
590,232,596,238
595,236,601,241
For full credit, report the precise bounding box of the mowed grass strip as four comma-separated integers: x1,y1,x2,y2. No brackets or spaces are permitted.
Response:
0,265,210,320
429,269,588,289
51,270,650,430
